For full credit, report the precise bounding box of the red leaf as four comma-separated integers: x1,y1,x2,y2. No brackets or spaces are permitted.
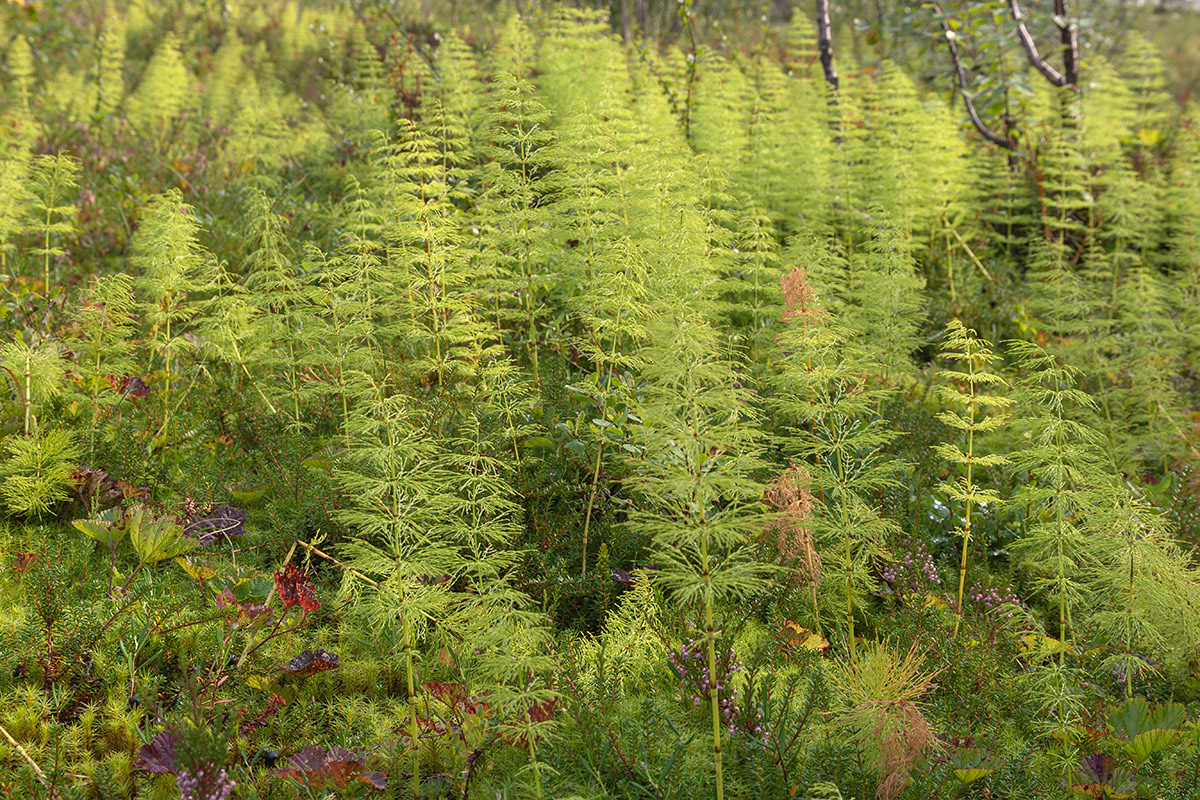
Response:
240,693,286,737
424,681,469,708
274,564,319,611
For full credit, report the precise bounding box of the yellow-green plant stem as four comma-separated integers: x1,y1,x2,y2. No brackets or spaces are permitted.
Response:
837,449,855,660
43,210,52,304
23,347,33,437
162,316,172,442
701,533,724,800
400,579,421,800
524,702,545,800
581,439,604,576
952,378,977,639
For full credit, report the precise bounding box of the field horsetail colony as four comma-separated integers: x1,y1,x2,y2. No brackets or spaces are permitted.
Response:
3,0,1200,798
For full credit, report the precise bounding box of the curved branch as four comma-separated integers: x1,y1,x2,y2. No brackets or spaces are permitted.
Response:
1008,0,1074,88
932,0,1015,150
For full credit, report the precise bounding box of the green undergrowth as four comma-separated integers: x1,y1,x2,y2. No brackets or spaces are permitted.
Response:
2,1,1200,799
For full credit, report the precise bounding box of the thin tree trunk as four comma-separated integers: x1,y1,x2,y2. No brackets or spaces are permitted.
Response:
816,0,838,90
1054,0,1079,87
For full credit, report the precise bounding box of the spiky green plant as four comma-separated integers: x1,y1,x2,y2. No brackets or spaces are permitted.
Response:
126,32,189,142
0,429,78,518
1008,340,1109,657
70,273,137,461
935,320,1011,637
772,292,897,657
0,156,31,273
826,642,939,800
2,336,67,437
334,379,442,799
476,63,560,383
27,154,79,308
1090,497,1200,697
94,13,126,118
132,190,214,446
630,305,774,800
5,35,35,113
241,188,315,434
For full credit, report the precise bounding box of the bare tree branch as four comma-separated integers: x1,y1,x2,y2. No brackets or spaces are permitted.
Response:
932,0,1015,150
816,0,838,90
1008,0,1076,88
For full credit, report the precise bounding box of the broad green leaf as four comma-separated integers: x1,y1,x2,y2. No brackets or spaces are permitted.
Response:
1124,728,1178,766
230,485,267,505
1109,697,1151,739
128,506,196,564
1109,698,1185,765
72,508,125,548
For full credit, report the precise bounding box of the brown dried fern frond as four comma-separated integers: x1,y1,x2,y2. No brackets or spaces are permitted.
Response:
780,266,827,323
764,463,820,588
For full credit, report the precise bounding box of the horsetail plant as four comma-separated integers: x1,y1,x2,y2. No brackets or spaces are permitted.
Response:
28,153,79,310
630,308,773,800
935,320,1012,638
1008,340,1109,660
772,303,897,660
70,273,137,461
133,189,214,449
335,378,446,800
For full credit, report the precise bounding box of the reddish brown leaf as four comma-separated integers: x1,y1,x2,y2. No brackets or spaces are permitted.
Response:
214,588,239,611
134,731,178,774
274,564,320,612
12,552,37,575
240,693,286,737
280,649,339,678
500,699,556,747
108,375,150,397
529,699,555,724
424,681,469,708
360,772,388,790
185,505,246,545
69,466,124,507
271,746,386,792
117,479,151,499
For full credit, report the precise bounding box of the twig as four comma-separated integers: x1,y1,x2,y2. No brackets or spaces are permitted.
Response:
932,0,1015,150
234,539,297,670
0,722,49,787
295,539,380,588
947,224,995,282
1008,0,1075,88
